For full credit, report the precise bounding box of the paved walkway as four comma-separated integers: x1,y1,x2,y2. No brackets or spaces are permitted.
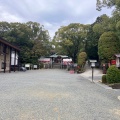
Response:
80,67,103,82
0,69,120,120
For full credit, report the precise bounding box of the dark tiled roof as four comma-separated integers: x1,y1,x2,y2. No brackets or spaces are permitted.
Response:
0,37,20,51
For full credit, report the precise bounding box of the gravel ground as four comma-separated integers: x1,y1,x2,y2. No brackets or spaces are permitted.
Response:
0,69,120,120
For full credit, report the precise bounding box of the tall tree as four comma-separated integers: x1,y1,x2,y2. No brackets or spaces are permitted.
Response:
93,14,114,34
85,24,99,60
53,23,90,62
98,31,120,63
0,21,51,64
86,14,112,60
96,0,116,11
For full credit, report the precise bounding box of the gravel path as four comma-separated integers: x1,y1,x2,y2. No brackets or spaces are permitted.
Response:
0,69,120,120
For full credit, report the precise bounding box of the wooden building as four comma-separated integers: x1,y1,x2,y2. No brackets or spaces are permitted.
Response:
0,37,20,73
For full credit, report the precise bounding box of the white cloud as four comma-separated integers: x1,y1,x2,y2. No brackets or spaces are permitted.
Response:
0,5,24,22
42,21,60,39
0,12,23,22
0,0,113,38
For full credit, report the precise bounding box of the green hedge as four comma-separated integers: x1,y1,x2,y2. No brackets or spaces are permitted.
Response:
106,65,120,84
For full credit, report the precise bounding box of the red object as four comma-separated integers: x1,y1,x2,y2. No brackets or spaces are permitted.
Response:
63,62,67,65
103,64,105,67
70,70,74,74
77,66,80,69
111,60,116,65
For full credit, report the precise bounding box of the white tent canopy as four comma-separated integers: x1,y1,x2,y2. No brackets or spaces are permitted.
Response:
38,58,51,62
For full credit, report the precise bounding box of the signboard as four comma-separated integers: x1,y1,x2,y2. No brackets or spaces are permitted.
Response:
34,65,37,68
91,62,95,67
111,60,116,65
89,60,97,63
89,60,97,82
90,60,97,68
25,64,30,67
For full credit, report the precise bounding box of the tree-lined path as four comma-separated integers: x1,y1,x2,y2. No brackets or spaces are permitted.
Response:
0,69,120,120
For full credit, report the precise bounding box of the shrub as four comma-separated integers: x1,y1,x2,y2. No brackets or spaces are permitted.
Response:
98,31,120,63
106,65,120,84
77,52,87,73
78,52,87,66
102,75,107,83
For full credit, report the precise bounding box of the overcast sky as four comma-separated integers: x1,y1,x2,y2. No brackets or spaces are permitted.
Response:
0,0,112,38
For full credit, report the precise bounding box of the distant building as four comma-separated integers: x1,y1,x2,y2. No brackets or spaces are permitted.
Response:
38,54,72,69
0,37,20,73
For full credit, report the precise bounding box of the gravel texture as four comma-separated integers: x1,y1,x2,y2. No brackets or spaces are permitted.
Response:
0,69,120,120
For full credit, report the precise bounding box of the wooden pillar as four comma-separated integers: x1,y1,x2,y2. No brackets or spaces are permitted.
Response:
14,50,16,72
18,51,20,71
9,47,12,73
3,45,6,73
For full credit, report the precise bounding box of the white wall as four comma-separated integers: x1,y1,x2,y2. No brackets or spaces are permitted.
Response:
11,51,18,65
